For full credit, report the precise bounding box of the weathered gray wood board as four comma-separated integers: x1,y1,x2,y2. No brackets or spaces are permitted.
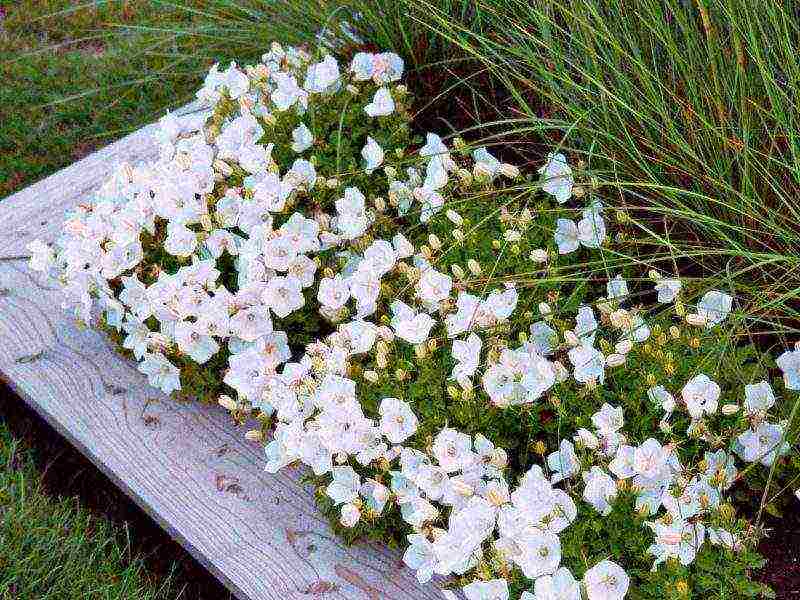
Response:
0,109,450,600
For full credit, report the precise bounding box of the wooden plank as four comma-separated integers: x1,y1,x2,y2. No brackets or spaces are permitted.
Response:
0,110,451,600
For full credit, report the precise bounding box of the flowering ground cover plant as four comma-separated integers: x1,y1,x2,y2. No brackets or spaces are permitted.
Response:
28,42,800,599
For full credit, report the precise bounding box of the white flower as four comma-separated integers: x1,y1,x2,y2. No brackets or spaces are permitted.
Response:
463,579,509,600
607,275,628,300
403,534,437,583
554,219,579,254
736,422,788,466
335,187,370,240
363,239,396,275
392,232,414,258
361,136,384,174
318,275,350,311
655,278,681,303
286,158,317,189
339,319,378,354
326,466,361,504
424,155,449,190
646,519,705,568
350,52,404,84
574,428,599,450
647,385,676,413
432,428,473,473
451,333,482,387
582,466,617,516
122,317,150,360
777,348,800,390
473,147,501,179
681,374,720,420
174,320,220,364
205,229,239,258
633,438,668,479
390,300,435,345
365,87,395,117
164,223,197,257
531,566,581,600
419,132,450,161
287,254,317,287
568,343,605,384
271,72,308,111
361,479,390,514
583,560,630,600
379,397,419,444
707,527,742,552
262,276,305,319
744,380,776,415
350,268,381,317
138,352,181,395
304,55,340,93
340,502,361,528
577,213,606,248
417,267,453,305
229,305,273,342
538,152,573,203
482,362,517,407
547,440,580,484
574,305,598,345
417,187,445,223
223,62,249,98
511,529,561,579
696,290,732,327
291,123,314,153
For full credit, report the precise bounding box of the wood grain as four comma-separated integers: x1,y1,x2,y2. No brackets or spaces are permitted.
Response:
0,107,453,600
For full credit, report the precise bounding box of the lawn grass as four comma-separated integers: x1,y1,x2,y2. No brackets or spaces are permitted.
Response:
0,417,174,599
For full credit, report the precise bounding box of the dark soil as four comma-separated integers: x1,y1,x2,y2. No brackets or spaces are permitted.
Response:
756,509,800,599
0,383,233,600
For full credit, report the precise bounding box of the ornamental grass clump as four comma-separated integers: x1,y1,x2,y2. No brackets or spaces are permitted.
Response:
29,43,800,600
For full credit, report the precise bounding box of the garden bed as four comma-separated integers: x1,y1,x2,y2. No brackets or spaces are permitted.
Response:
5,41,800,600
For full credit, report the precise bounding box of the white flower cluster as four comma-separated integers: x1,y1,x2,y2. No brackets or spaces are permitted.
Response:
28,40,799,600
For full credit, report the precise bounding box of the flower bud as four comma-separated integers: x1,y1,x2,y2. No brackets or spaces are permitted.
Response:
606,353,626,367
615,340,633,355
218,394,238,411
529,249,548,263
446,209,463,225
244,429,263,442
564,330,579,347
685,312,707,327
499,163,520,178
467,259,482,276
